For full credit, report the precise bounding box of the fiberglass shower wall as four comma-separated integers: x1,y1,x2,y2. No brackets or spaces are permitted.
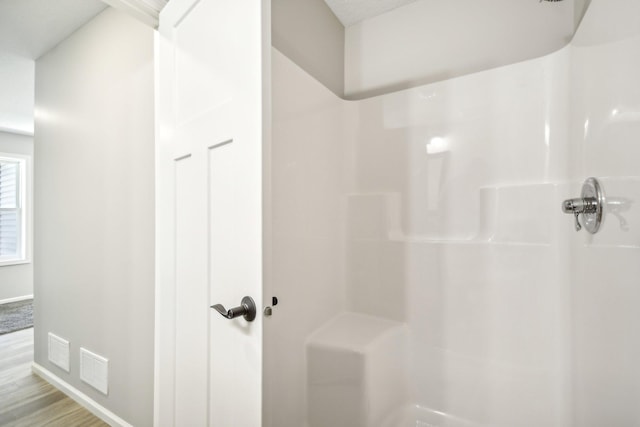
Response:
267,0,640,426
569,1,640,425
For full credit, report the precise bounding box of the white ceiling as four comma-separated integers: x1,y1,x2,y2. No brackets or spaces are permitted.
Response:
0,0,107,135
0,0,107,59
324,0,420,27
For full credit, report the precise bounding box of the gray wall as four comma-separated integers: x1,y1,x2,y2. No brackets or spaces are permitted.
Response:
272,0,345,97
0,131,33,302
34,8,154,426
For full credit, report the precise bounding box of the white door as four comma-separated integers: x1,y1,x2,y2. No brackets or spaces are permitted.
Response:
155,0,269,426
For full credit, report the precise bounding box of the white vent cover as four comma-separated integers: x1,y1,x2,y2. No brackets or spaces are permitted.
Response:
80,347,109,395
48,333,70,372
323,0,419,27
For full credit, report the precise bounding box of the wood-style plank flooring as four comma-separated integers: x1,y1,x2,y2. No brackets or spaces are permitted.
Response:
0,328,108,427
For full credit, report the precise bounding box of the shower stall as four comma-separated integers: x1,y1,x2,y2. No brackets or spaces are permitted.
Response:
155,0,640,426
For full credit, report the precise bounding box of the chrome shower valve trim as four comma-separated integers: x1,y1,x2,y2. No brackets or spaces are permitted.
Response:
561,177,604,234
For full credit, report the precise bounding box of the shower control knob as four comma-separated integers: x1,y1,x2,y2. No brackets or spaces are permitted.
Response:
561,177,605,234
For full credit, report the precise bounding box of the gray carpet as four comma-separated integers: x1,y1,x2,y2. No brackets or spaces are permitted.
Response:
0,299,33,335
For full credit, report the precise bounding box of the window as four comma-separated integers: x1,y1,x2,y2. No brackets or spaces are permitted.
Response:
0,154,28,265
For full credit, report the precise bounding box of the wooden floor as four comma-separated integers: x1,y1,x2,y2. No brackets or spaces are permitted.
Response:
0,328,108,427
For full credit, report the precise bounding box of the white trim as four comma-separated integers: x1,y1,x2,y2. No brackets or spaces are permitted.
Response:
0,294,32,305
101,0,168,28
153,31,162,427
32,363,133,427
0,126,34,137
0,259,31,267
0,153,32,266
138,0,167,11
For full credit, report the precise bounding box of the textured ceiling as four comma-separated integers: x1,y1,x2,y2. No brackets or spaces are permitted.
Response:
0,0,107,134
323,0,420,27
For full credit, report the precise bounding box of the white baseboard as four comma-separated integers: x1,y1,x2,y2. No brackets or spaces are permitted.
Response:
31,363,133,427
0,294,33,305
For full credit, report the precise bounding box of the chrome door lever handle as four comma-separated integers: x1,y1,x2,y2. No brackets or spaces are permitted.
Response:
211,296,256,322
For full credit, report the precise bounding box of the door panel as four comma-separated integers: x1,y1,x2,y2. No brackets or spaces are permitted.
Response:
156,0,269,425
174,153,208,425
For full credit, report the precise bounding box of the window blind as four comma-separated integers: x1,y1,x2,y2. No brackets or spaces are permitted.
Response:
0,160,20,259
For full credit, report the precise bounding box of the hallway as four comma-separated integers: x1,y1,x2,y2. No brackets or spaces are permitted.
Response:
0,329,107,426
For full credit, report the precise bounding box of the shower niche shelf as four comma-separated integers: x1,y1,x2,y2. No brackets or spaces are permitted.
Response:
348,183,559,246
